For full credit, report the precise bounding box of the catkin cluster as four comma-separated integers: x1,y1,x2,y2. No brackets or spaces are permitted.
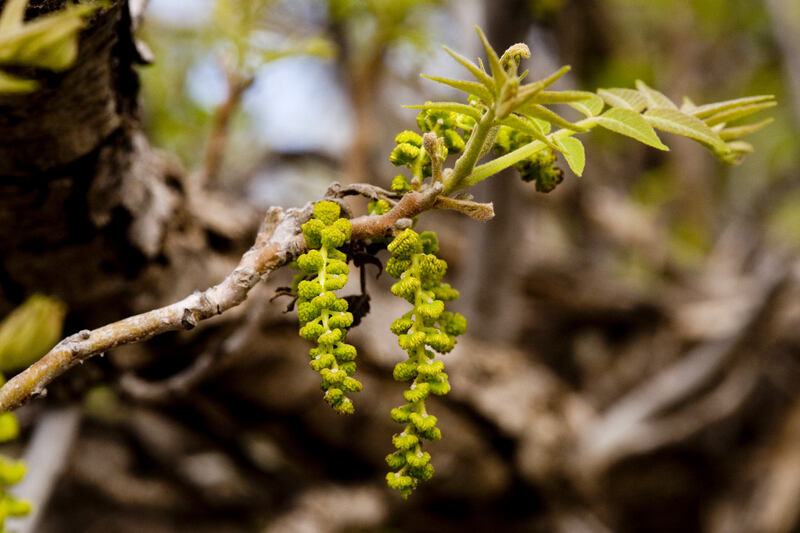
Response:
0,377,30,530
416,107,470,154
388,107,471,182
294,201,362,414
383,229,467,498
494,126,564,192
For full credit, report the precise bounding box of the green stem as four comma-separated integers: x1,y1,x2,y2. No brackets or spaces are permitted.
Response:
316,247,339,373
457,116,597,191
443,108,497,195
402,255,431,446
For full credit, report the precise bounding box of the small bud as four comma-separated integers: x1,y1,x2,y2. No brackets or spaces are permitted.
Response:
312,201,341,225
391,175,412,193
394,130,423,147
389,143,421,166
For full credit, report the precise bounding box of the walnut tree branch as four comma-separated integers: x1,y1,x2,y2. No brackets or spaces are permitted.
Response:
0,184,443,412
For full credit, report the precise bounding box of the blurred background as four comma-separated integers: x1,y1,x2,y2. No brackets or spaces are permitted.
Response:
3,0,800,531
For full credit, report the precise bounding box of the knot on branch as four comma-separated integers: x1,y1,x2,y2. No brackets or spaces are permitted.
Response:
181,309,198,330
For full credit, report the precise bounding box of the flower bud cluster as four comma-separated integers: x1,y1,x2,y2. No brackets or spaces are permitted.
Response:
416,106,472,155
295,201,361,414
388,103,474,184
384,229,467,497
494,125,564,192
389,130,432,181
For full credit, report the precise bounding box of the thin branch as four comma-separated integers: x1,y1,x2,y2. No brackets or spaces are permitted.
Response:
118,298,267,403
0,184,443,412
576,263,791,474
119,351,216,403
324,182,400,203
201,67,254,185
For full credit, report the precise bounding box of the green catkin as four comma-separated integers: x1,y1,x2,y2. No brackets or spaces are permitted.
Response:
494,125,564,192
295,201,362,414
0,376,30,531
389,107,472,185
384,229,467,498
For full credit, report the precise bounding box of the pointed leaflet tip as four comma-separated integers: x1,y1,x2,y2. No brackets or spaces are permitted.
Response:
635,79,678,110
559,137,585,177
692,95,775,119
473,25,506,86
441,44,494,92
644,107,728,153
718,117,774,141
598,88,648,112
420,74,494,104
518,103,589,132
506,65,571,112
404,102,483,121
704,101,777,127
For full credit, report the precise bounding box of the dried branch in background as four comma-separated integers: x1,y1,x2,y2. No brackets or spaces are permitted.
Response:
201,68,254,185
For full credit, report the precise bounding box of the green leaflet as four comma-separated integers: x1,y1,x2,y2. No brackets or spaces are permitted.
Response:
716,140,754,164
681,96,698,113
499,115,558,151
726,140,754,155
0,294,65,372
502,65,571,113
595,107,669,151
530,90,605,119
518,103,588,132
718,118,773,141
558,137,585,177
598,88,649,112
421,74,494,103
0,0,104,93
691,95,775,119
0,1,102,69
474,25,506,91
404,102,484,122
442,44,494,91
644,107,729,153
569,93,605,117
0,70,36,93
534,117,552,134
533,90,599,105
635,80,678,110
704,101,778,127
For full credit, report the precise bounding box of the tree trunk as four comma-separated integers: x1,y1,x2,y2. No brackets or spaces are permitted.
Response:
0,0,213,329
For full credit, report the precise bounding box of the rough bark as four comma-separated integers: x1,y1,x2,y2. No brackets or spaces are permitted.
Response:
0,1,255,335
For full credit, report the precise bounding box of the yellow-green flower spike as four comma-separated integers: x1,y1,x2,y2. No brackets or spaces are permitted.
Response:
295,201,362,414
0,372,31,530
384,229,466,497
